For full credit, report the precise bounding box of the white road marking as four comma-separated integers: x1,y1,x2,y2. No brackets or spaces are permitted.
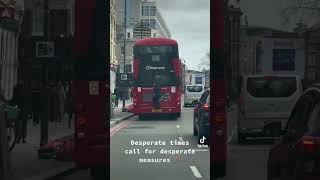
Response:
177,124,180,128
190,166,202,178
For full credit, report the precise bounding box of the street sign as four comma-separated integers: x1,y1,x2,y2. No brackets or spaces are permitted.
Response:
117,73,133,87
36,42,55,58
121,74,128,80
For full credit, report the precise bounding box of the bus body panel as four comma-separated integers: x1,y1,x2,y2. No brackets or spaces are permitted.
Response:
132,38,181,117
73,0,109,167
132,86,181,115
74,80,109,166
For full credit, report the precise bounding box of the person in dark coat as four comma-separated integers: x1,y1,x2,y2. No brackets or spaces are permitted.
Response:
32,82,44,125
113,87,120,107
152,83,161,109
11,80,29,143
66,82,74,128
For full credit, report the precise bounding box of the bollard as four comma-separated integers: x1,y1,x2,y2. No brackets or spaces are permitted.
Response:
0,103,12,180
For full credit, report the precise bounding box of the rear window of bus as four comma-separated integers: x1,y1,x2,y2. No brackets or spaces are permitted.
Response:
187,86,203,92
246,77,297,98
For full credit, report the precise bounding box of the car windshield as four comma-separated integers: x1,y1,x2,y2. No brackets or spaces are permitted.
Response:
246,76,297,97
187,86,203,92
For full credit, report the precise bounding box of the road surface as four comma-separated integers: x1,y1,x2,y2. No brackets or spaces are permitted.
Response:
58,106,273,180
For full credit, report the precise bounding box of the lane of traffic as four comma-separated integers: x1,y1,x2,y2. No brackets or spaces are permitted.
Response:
110,108,210,180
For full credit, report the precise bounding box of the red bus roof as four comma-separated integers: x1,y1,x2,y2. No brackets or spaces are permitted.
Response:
134,38,178,47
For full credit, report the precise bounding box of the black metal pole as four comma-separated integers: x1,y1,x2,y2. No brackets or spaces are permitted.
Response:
141,20,143,39
140,0,143,39
122,0,127,109
0,104,11,180
40,0,49,146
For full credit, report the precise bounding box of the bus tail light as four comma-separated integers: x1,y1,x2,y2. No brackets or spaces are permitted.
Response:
133,59,140,79
298,136,320,153
76,115,88,139
203,103,210,112
172,58,181,78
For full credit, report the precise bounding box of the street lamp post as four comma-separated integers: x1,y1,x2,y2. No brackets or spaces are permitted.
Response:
140,0,144,39
122,0,127,109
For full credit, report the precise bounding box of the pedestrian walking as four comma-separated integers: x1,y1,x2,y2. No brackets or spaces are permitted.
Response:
119,88,124,101
32,82,43,125
114,87,120,107
11,80,29,144
57,81,66,122
50,84,59,122
66,82,74,128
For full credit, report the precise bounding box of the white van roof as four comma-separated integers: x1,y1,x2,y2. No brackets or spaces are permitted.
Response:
186,85,204,87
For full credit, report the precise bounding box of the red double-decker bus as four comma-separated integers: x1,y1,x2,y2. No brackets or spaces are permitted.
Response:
131,38,181,119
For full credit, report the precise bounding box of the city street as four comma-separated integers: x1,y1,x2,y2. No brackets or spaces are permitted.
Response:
55,103,274,180
110,104,273,180
8,103,271,180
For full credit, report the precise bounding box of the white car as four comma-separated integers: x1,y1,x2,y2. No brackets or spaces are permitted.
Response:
238,74,303,143
184,85,205,107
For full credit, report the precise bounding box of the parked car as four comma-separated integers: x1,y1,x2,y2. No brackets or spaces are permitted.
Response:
238,74,303,143
267,84,320,180
193,88,210,144
184,85,205,107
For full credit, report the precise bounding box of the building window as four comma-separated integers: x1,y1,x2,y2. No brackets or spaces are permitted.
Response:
150,6,156,16
50,10,68,36
125,64,132,73
150,19,156,28
121,46,124,55
32,6,44,36
309,71,316,80
142,6,150,16
316,54,320,65
309,56,316,65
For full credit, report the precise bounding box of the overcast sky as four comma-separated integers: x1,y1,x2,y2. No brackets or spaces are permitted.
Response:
156,0,210,71
239,0,296,31
156,0,318,71
239,0,319,30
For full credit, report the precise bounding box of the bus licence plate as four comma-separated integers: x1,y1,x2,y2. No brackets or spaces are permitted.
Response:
152,109,162,112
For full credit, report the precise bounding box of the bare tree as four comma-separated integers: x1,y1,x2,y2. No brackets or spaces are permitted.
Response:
197,52,210,72
280,0,320,26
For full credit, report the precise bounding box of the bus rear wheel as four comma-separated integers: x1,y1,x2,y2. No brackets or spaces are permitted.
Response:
90,166,108,180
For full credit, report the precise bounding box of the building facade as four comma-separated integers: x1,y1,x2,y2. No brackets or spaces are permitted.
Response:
303,23,320,84
141,0,171,38
115,0,171,75
110,0,117,92
116,0,141,74
239,25,304,78
0,0,23,100
19,0,75,89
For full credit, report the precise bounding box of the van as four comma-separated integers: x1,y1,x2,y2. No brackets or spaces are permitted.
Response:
238,74,303,143
184,85,205,107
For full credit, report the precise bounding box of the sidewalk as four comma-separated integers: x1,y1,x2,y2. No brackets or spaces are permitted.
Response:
11,115,75,180
9,103,135,180
110,99,135,128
